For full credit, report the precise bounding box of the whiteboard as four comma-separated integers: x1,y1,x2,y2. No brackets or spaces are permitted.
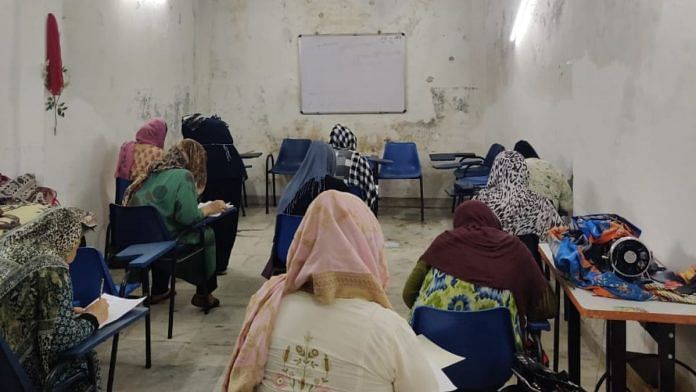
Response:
299,33,406,114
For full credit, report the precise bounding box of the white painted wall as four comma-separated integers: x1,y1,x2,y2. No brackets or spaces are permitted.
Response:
0,0,196,245
193,0,503,199
480,1,696,387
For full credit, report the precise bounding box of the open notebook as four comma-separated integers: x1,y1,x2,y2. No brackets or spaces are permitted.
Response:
87,294,145,329
416,334,465,392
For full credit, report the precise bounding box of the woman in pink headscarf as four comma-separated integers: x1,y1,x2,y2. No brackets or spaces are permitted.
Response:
114,118,168,180
223,190,437,392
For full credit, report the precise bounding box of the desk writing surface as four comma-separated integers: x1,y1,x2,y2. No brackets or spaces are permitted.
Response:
539,243,696,324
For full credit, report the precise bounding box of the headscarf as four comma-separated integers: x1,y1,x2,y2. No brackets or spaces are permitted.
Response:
513,140,539,159
329,123,357,151
0,207,93,266
122,139,208,205
474,151,563,238
223,190,390,391
182,114,247,181
420,200,546,318
115,118,168,179
277,141,337,214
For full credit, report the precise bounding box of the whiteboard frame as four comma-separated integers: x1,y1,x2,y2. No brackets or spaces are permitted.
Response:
298,33,407,115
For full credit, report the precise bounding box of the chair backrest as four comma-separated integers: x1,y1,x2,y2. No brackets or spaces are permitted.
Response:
70,247,118,307
381,141,421,173
109,204,172,253
483,143,505,167
275,214,304,266
276,138,312,169
115,178,133,205
411,306,516,390
0,335,34,391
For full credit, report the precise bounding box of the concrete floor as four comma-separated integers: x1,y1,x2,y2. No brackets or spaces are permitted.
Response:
98,205,608,391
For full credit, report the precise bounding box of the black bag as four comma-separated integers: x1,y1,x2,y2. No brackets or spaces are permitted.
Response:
503,354,586,392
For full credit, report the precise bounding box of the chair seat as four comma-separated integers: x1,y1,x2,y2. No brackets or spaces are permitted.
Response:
458,166,490,178
379,166,421,179
527,320,551,332
270,162,302,175
465,176,489,187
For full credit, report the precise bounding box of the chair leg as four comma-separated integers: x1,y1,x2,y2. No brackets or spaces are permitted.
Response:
241,181,247,217
265,171,270,214
272,173,277,207
451,194,456,213
141,270,152,369
168,261,176,339
419,176,424,222
107,333,119,392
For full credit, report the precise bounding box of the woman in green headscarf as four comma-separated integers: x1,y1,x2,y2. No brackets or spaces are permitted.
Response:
0,207,108,390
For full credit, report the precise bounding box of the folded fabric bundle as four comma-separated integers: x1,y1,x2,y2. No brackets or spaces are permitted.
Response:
0,173,59,206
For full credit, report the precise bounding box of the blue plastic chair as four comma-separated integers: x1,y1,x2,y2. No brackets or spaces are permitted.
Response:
378,142,424,221
347,184,365,200
275,214,303,267
0,335,35,391
454,142,505,181
411,306,516,390
70,247,151,392
265,138,312,213
109,204,206,339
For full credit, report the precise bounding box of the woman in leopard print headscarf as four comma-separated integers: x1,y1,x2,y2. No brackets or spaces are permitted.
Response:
474,151,563,240
0,207,102,391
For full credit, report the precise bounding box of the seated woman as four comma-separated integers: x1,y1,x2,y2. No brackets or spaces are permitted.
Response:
224,191,437,392
183,114,246,275
115,117,168,180
402,200,557,349
514,140,573,216
328,124,377,209
277,140,348,215
122,139,227,309
475,150,564,264
262,141,349,277
0,208,109,390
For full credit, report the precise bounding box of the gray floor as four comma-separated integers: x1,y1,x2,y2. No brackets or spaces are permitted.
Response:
98,205,607,391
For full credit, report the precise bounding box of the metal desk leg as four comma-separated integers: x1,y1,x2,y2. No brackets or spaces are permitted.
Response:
567,293,581,384
606,320,626,392
646,323,675,392
553,278,561,372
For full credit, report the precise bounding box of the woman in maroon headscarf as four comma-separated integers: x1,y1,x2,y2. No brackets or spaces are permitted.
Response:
115,118,168,180
402,200,556,348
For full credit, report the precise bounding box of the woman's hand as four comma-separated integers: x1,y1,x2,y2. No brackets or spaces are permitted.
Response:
73,306,85,314
86,298,110,325
201,200,228,216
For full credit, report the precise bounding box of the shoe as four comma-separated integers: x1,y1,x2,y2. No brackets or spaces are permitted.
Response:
150,290,175,305
191,294,220,310
216,269,228,276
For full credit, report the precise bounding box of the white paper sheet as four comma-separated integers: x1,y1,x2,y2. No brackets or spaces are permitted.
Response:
88,294,145,329
416,334,464,391
198,202,234,217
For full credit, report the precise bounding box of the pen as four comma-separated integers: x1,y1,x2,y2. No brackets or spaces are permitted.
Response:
99,278,104,297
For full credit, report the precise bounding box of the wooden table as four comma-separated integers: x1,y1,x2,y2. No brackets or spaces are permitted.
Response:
539,244,696,392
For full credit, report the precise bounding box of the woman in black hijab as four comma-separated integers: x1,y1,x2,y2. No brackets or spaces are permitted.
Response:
182,114,247,274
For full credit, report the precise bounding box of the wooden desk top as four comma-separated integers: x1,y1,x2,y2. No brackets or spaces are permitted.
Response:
539,243,696,325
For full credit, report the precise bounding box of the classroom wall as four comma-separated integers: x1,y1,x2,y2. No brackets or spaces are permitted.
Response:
479,0,696,387
192,0,505,200
0,0,196,245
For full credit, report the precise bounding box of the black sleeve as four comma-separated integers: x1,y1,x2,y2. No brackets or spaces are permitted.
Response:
77,313,100,330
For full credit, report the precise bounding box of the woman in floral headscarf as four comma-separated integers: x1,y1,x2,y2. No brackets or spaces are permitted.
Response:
223,191,437,392
0,208,108,390
123,139,228,310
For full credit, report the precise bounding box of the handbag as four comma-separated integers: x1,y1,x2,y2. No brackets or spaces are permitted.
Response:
503,353,586,392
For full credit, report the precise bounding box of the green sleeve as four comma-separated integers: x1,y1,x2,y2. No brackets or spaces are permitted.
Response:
174,171,204,226
558,177,573,215
402,260,431,309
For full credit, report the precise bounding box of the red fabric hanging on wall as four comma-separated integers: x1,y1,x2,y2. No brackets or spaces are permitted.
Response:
45,13,63,96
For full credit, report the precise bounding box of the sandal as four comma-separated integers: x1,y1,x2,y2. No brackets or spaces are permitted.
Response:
191,294,220,310
150,290,174,305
